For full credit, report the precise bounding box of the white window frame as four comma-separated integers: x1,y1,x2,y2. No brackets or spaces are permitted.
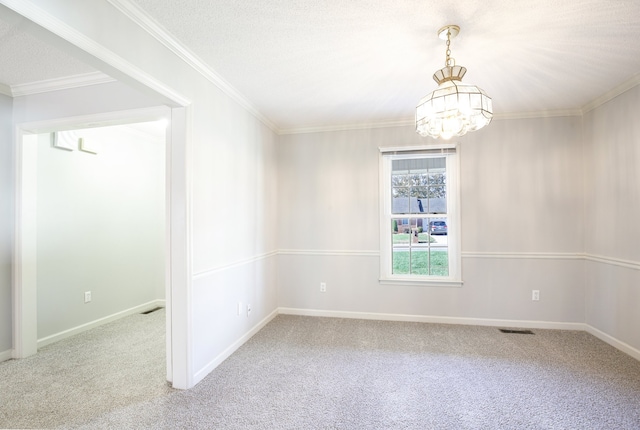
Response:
379,144,462,286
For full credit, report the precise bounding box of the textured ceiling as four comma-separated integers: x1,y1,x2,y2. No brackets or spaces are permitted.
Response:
0,5,96,89
2,1,640,131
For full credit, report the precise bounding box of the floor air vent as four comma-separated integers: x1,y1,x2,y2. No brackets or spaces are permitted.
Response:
141,307,163,315
499,328,534,334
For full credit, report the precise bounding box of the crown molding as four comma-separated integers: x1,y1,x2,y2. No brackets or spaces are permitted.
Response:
107,0,280,134
277,110,587,135
581,72,640,114
10,72,116,97
0,83,12,97
278,118,416,135
1,0,191,107
493,109,583,120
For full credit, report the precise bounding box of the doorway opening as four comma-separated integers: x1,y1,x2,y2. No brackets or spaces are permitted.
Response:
14,106,176,384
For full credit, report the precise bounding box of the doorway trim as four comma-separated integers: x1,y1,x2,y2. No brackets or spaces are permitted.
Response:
12,105,191,388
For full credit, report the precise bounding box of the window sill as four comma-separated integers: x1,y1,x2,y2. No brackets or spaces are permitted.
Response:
379,277,463,287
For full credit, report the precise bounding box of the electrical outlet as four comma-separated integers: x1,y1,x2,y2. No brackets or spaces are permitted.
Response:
247,303,252,317
84,291,92,303
237,302,242,316
532,290,540,301
320,282,326,293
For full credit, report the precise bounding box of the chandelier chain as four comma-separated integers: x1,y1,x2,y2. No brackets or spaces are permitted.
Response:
445,30,454,67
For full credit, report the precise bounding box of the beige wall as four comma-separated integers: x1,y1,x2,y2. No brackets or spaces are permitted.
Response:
458,117,584,253
583,85,640,353
277,116,586,325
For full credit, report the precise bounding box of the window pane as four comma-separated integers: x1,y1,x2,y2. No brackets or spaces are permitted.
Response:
427,216,448,276
392,249,410,275
409,174,427,186
392,174,409,187
392,217,449,276
410,248,429,275
428,186,446,198
393,196,426,214
429,172,446,185
427,186,447,213
392,187,409,198
392,158,447,215
391,219,410,274
411,187,429,199
428,249,449,276
426,217,448,236
392,196,411,214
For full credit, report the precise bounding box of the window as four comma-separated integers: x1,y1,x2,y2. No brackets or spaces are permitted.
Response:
379,146,461,285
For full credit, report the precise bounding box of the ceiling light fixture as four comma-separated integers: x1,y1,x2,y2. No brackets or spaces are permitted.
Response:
416,25,493,139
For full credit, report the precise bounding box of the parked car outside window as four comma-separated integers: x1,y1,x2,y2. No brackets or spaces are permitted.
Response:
428,221,447,235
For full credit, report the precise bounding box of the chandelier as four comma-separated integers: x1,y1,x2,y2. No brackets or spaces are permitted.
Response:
416,25,492,139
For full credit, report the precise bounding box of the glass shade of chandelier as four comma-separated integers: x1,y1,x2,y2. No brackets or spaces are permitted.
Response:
416,25,493,139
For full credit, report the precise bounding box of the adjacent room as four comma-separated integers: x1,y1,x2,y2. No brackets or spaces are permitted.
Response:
1,0,639,428
29,123,166,349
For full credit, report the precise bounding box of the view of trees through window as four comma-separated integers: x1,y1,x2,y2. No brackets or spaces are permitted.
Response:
390,157,448,277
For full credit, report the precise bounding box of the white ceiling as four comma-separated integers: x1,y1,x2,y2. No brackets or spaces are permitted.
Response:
0,5,97,90
2,1,640,131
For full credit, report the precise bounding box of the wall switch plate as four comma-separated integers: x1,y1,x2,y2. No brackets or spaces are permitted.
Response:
320,282,326,293
237,302,242,316
532,290,540,301
84,291,92,303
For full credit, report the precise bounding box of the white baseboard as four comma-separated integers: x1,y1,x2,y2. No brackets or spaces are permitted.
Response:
278,308,640,362
0,349,13,363
193,308,279,386
277,307,587,331
37,299,165,349
585,324,640,361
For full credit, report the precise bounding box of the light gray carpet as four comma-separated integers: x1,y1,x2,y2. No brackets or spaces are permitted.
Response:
0,308,171,429
2,312,640,429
